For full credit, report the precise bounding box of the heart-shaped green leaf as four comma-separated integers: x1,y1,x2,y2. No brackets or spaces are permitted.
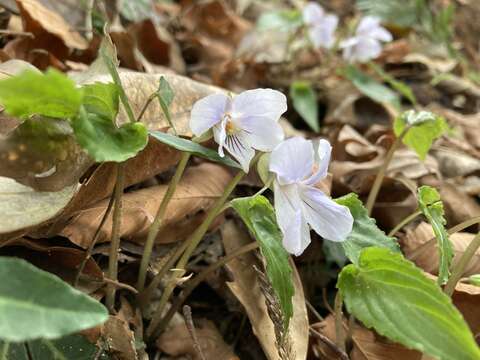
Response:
81,82,119,120
338,247,480,360
394,110,448,160
149,131,241,169
0,69,82,119
72,108,148,162
231,195,295,330
417,185,453,284
0,257,108,342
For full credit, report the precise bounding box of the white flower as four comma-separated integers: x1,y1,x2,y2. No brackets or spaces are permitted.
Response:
302,2,338,49
269,137,353,256
340,16,392,63
190,89,287,172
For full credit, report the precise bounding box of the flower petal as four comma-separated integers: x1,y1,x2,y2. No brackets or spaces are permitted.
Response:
304,138,332,185
309,14,338,49
221,131,255,172
232,89,287,122
302,2,325,25
212,118,227,157
344,38,382,63
282,210,311,256
367,26,392,42
300,186,353,242
190,93,230,136
238,116,284,152
356,16,381,36
273,182,310,255
270,137,314,185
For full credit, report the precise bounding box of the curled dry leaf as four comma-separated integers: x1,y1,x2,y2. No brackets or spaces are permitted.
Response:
0,176,77,236
222,220,309,360
60,163,232,248
157,319,239,360
102,315,137,360
16,0,88,59
404,222,480,278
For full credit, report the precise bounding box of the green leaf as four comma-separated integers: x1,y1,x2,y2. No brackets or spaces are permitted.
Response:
0,69,82,119
81,82,119,120
331,193,399,265
0,341,29,359
338,247,480,360
417,185,453,285
0,257,108,342
342,66,400,108
257,9,302,31
149,131,241,169
369,62,417,105
231,195,295,329
28,334,109,360
393,110,449,160
157,76,176,133
289,81,319,132
72,108,148,162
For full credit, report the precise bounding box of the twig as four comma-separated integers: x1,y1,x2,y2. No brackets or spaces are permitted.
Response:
103,277,138,294
306,299,324,322
150,242,259,337
309,327,350,360
74,193,115,287
183,305,206,360
84,0,95,41
0,29,34,38
106,163,126,312
366,128,409,215
444,232,480,296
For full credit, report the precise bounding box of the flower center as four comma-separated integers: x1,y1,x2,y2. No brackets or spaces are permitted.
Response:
224,114,239,135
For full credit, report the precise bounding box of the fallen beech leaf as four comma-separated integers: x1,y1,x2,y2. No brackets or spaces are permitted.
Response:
0,176,77,235
16,0,88,57
157,319,239,360
404,222,480,278
222,220,309,360
60,163,232,248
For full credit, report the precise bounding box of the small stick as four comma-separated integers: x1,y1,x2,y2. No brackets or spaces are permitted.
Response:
0,29,34,38
183,305,206,360
309,327,349,360
334,292,346,352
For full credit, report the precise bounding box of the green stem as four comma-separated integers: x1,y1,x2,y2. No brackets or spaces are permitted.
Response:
74,192,115,287
444,232,480,296
334,292,345,352
146,170,246,338
365,128,408,216
387,210,423,237
106,163,126,312
153,242,259,336
136,152,191,291
136,92,156,122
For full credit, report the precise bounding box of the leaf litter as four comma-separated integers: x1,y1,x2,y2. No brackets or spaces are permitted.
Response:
0,0,479,359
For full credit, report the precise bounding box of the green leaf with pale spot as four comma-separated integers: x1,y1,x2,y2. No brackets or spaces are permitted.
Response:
231,195,294,330
0,257,108,342
468,274,480,287
72,108,148,162
0,69,82,119
290,81,319,132
81,82,119,120
394,110,449,160
417,185,453,285
329,193,399,265
338,247,480,360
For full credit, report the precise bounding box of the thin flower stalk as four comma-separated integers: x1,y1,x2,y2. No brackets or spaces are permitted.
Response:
106,163,126,311
136,152,191,291
146,170,246,338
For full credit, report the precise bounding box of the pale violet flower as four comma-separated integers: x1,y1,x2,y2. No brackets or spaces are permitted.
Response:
269,137,353,256
340,16,392,63
190,89,287,172
302,2,338,49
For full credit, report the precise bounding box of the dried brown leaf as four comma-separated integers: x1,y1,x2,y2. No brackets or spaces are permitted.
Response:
60,163,232,248
222,220,309,360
